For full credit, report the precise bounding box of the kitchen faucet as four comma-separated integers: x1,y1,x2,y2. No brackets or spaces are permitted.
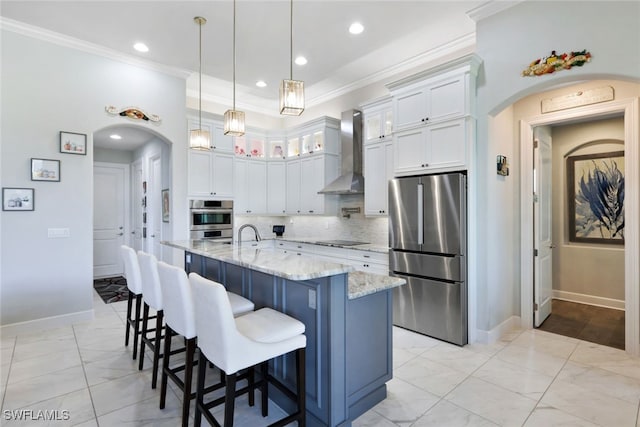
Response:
238,224,261,244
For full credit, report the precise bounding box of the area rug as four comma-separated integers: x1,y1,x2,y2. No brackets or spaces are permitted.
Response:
94,276,129,304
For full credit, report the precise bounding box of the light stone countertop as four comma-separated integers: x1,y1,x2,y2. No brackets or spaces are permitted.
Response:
162,240,404,299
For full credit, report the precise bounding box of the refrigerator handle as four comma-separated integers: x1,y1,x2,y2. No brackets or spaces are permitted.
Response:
417,183,423,245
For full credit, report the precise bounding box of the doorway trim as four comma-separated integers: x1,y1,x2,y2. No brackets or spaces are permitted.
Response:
520,97,640,355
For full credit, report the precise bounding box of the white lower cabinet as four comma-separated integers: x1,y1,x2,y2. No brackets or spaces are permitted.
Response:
234,158,266,214
364,140,393,216
394,117,468,175
188,150,234,198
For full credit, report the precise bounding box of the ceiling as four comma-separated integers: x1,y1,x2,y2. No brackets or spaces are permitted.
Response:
1,0,486,150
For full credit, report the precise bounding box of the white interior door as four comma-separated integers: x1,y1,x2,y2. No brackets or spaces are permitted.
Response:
148,154,162,258
534,126,553,326
93,163,129,278
132,159,143,251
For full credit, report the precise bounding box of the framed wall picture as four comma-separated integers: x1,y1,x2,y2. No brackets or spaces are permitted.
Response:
567,151,624,244
2,188,34,211
31,158,60,182
162,188,170,223
60,131,87,155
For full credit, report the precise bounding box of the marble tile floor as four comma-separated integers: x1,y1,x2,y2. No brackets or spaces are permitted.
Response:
0,291,638,426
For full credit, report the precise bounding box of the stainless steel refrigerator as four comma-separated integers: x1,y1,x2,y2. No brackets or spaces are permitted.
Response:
389,173,467,345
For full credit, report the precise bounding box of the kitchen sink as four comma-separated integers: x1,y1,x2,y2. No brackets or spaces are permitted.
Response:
312,239,369,247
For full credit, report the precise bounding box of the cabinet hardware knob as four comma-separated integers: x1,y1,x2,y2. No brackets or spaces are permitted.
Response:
421,118,425,122
118,232,124,236
151,234,156,238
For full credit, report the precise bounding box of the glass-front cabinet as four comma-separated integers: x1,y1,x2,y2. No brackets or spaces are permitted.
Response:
362,96,393,143
234,133,265,158
267,136,286,160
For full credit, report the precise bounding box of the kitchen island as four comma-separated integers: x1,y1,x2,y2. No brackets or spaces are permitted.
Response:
162,240,404,427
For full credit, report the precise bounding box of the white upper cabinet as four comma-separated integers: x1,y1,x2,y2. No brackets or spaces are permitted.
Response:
393,75,467,131
394,118,469,175
188,150,234,199
286,155,339,215
266,161,286,214
387,55,480,175
234,158,267,214
212,122,234,151
362,97,393,143
364,140,393,216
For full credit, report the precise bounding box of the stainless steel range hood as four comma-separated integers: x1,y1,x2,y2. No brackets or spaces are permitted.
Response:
318,109,364,194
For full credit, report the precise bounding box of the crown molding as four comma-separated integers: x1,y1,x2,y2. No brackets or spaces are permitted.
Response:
0,17,191,79
305,32,476,108
466,1,525,22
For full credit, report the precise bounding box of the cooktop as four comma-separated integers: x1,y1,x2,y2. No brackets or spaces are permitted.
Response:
312,239,369,247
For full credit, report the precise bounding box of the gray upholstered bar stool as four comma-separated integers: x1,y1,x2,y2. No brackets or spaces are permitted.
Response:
157,262,255,427
137,250,163,388
190,273,307,427
120,245,143,360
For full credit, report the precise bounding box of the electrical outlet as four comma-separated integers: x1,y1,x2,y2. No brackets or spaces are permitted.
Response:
289,219,294,224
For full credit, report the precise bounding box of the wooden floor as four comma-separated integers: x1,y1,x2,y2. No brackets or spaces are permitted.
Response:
537,299,625,350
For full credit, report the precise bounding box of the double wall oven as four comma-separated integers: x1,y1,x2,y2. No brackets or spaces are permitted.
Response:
189,200,233,242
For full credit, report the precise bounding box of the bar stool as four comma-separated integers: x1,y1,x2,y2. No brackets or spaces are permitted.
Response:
190,273,306,427
120,245,143,360
137,250,163,388
157,262,255,427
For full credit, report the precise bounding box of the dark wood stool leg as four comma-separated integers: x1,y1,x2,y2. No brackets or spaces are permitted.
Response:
194,350,207,427
223,372,237,427
159,326,173,409
261,361,268,417
139,302,150,370
248,367,255,407
151,310,163,389
297,348,306,425
125,290,133,346
132,294,142,360
182,337,196,427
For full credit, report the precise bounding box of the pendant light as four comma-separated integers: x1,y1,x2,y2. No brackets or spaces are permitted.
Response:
279,0,304,116
224,0,245,136
190,16,211,150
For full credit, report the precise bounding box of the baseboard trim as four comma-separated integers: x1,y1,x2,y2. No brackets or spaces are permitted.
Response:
474,315,521,344
0,310,94,337
553,290,625,311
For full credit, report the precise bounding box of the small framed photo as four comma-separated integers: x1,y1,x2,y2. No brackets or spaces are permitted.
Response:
60,131,87,155
162,188,170,223
2,188,34,211
31,158,60,182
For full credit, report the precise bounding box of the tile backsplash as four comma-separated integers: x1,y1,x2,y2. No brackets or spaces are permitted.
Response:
235,195,389,246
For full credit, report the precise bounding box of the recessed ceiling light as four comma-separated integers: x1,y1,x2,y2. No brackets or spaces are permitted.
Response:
295,56,307,66
133,42,149,53
256,80,267,88
349,22,364,35
110,134,122,140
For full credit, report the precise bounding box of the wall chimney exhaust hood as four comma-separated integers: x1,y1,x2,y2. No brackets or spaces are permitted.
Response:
318,109,364,194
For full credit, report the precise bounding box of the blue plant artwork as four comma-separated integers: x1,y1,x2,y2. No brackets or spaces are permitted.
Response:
570,152,624,243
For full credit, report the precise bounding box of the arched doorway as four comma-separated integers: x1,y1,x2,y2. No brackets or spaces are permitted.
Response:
92,124,173,278
519,94,639,355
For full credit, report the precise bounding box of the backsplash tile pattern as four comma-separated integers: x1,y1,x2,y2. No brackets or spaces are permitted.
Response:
235,196,389,246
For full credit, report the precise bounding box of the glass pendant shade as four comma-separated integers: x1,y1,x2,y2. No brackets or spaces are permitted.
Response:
279,79,305,116
189,128,211,150
224,109,245,136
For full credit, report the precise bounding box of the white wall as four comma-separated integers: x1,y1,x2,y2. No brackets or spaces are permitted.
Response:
474,1,640,332
551,117,625,301
94,147,134,164
0,30,188,329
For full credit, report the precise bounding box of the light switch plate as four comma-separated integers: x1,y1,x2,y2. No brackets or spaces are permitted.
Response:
48,228,70,238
